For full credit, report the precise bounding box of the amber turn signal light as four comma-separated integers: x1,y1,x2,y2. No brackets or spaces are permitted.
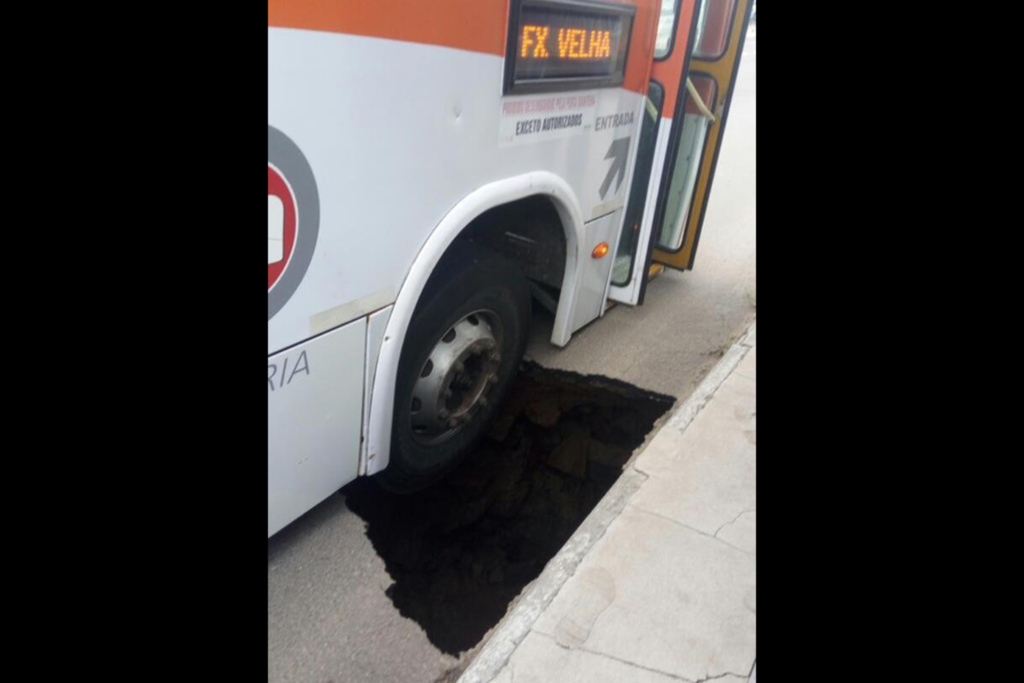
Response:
591,242,609,259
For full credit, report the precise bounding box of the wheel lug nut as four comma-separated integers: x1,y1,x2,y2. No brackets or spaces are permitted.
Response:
454,361,465,372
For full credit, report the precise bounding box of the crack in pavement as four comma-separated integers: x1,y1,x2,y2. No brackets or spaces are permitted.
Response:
533,629,749,683
536,630,694,681
625,503,756,557
713,509,755,538
695,672,749,683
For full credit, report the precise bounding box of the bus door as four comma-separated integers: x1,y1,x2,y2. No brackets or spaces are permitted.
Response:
608,0,753,304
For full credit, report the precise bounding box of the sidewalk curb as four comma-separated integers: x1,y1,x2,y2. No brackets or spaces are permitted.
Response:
456,320,756,683
665,322,755,435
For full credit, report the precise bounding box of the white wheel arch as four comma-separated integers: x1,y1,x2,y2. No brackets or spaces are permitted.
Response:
363,171,586,476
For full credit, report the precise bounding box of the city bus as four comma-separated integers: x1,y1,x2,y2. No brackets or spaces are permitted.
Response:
268,0,753,537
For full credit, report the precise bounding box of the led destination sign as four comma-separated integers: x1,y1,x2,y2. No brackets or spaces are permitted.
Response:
505,0,635,94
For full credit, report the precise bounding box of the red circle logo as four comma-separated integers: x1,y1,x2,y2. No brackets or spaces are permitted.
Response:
268,164,298,291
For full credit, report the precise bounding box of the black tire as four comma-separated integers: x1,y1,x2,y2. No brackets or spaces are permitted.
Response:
377,243,531,493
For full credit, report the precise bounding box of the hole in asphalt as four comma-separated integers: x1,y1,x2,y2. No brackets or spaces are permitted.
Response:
345,362,674,657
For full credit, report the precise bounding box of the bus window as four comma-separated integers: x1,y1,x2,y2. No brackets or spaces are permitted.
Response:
654,0,681,59
693,0,737,60
656,74,716,251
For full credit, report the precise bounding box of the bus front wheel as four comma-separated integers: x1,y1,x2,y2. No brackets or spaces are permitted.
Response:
379,243,531,493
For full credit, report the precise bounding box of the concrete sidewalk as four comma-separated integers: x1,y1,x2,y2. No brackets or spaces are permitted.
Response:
459,324,756,683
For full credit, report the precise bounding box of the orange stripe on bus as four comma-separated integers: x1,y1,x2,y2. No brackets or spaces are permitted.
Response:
623,0,659,96
269,0,507,56
269,0,659,96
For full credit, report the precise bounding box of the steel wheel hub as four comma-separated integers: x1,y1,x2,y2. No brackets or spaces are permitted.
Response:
409,310,502,446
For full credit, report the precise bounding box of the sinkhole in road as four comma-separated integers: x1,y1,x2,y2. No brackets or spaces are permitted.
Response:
345,362,674,657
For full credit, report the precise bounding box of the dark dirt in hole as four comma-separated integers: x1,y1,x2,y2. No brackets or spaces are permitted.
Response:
344,362,674,656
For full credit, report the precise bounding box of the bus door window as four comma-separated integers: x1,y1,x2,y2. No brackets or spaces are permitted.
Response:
694,0,738,59
612,81,665,286
652,0,743,253
656,74,717,250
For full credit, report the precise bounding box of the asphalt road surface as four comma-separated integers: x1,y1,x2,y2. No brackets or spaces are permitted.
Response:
268,29,755,683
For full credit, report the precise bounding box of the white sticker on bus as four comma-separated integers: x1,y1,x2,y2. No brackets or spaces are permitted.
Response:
268,194,284,265
498,91,599,147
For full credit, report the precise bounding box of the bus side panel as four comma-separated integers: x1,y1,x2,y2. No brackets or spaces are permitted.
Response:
573,209,622,332
267,29,645,356
268,317,365,537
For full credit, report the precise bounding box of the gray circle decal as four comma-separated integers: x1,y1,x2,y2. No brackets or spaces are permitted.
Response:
268,125,320,320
